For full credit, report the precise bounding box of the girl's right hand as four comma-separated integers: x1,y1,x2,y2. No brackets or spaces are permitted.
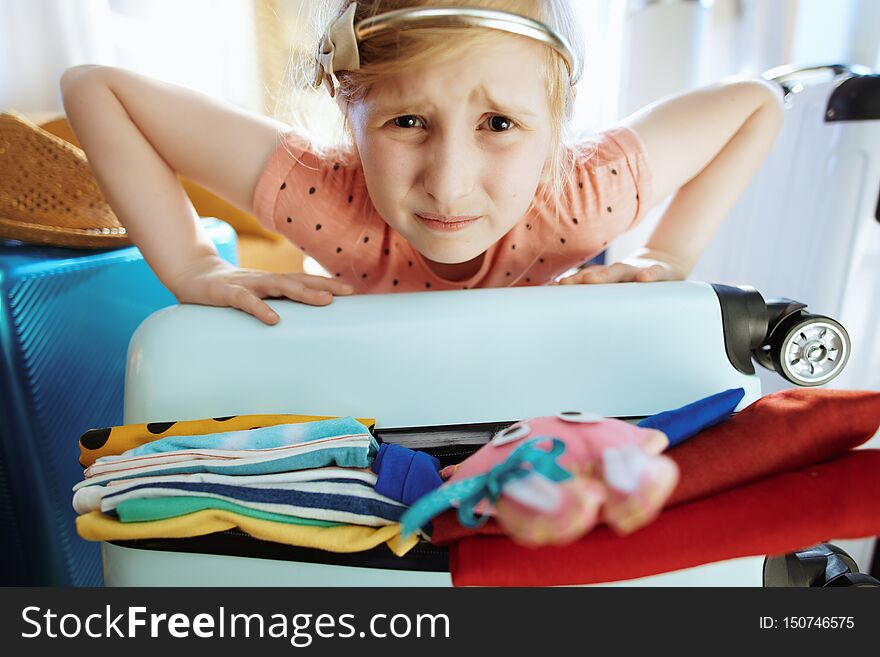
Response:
169,255,355,325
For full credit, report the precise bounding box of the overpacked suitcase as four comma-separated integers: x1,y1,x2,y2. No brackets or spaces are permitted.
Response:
96,281,860,586
0,217,236,585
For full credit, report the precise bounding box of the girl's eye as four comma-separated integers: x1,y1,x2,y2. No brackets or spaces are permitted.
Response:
391,115,424,129
388,114,517,132
485,115,516,132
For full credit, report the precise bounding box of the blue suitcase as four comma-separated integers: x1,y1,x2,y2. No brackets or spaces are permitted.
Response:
0,217,236,585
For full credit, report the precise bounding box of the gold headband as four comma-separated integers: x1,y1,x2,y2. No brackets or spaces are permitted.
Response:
314,3,581,98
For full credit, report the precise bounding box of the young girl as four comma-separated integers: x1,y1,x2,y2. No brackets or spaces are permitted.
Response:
60,0,782,326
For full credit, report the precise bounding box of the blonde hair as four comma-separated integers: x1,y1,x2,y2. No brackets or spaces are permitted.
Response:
284,0,590,238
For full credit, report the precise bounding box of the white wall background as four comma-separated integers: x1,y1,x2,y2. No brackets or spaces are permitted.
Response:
0,0,261,120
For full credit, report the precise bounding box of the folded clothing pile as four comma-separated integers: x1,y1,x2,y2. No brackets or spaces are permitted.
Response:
73,414,443,557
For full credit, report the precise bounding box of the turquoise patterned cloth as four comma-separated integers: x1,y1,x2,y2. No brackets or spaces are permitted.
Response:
105,416,375,458
76,417,378,489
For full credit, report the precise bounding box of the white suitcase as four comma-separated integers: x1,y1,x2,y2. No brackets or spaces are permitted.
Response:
96,282,859,586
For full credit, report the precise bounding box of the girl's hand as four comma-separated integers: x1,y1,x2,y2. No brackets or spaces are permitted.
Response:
554,261,679,285
553,248,689,285
169,255,355,325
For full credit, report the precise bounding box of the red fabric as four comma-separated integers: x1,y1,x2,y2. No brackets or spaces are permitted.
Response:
450,450,880,586
433,389,880,545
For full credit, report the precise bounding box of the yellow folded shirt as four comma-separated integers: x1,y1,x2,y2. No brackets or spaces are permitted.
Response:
76,510,417,557
78,413,377,467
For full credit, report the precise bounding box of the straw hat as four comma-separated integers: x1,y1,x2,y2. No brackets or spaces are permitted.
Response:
0,110,130,249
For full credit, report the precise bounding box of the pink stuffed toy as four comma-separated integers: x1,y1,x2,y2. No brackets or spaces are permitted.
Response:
402,412,679,548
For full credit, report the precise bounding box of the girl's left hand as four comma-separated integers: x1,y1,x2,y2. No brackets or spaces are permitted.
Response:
552,248,689,285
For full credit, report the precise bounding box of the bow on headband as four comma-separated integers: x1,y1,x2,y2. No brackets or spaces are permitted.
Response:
314,3,360,98
313,2,581,99
399,437,572,537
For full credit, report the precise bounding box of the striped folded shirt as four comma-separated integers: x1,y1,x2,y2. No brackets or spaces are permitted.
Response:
113,496,344,527
100,479,406,527
72,467,377,514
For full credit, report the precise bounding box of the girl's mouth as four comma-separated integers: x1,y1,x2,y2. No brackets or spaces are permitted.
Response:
415,213,481,232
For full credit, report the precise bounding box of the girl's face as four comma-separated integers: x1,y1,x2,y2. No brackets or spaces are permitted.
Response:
347,37,553,264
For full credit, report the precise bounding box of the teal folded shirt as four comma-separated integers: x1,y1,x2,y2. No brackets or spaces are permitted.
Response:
114,496,343,526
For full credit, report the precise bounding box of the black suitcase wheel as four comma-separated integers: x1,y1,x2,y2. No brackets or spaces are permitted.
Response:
765,312,850,386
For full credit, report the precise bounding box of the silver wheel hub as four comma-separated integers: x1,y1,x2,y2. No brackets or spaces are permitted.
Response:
783,322,847,384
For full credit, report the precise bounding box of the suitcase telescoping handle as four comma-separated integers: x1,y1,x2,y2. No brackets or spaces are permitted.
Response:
762,63,870,85
710,284,851,387
763,63,880,124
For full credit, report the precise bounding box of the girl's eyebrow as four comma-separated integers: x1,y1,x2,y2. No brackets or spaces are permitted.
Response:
484,95,540,118
369,99,434,114
371,95,539,118
479,82,540,116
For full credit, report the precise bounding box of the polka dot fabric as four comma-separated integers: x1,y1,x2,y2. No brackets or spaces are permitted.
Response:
251,127,652,293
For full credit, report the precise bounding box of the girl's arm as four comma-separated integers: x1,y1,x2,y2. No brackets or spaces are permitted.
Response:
559,77,784,284
60,65,353,324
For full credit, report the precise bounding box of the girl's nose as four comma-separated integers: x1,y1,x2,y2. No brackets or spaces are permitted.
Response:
421,134,477,207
